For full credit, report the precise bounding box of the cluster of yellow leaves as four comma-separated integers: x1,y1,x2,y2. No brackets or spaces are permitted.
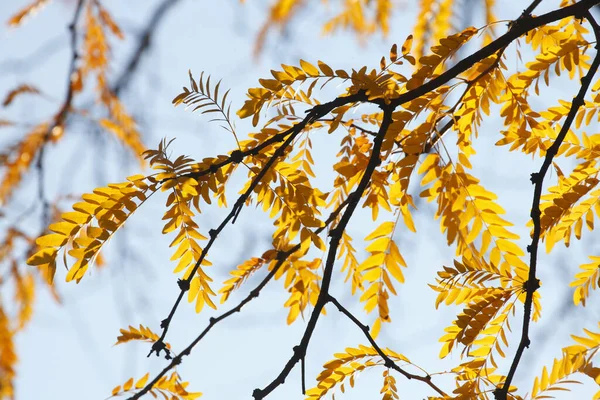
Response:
27,175,156,283
143,140,217,313
419,154,528,283
11,1,600,400
254,0,394,56
529,357,586,400
115,324,171,350
281,257,322,324
1,0,144,209
322,0,392,37
0,122,47,205
571,256,600,307
305,345,410,399
84,1,145,164
497,18,591,158
358,221,406,337
380,369,399,400
238,58,349,126
219,251,275,303
0,227,53,397
0,307,17,399
172,71,239,146
527,323,600,399
407,27,479,90
110,372,201,399
539,161,600,251
419,151,535,389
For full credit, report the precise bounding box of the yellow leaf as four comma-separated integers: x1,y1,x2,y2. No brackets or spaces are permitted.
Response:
300,59,320,76
135,373,149,389
371,317,382,338
496,239,524,256
49,221,79,236
35,233,68,247
365,221,395,241
26,247,57,266
123,377,134,392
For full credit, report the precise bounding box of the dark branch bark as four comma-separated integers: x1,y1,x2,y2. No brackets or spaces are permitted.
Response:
252,106,395,399
328,295,447,397
128,176,357,400
494,10,600,400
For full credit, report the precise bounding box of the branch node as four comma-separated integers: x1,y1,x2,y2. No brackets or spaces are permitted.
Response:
252,389,263,400
230,149,244,163
328,227,339,238
177,278,190,292
209,317,216,324
530,172,540,184
148,339,171,360
209,228,217,238
524,278,541,293
250,289,260,299
160,318,169,329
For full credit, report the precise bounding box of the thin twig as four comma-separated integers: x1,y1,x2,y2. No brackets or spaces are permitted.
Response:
128,183,356,400
389,0,600,110
328,295,447,397
153,92,369,346
521,0,544,19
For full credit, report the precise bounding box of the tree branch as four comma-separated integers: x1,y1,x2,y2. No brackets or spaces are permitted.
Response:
128,179,357,400
252,105,395,399
154,92,369,344
328,295,447,397
494,10,600,400
389,0,600,109
111,0,183,95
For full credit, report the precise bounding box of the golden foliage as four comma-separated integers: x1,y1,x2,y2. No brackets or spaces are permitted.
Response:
306,345,410,399
7,1,600,400
115,325,171,350
110,372,201,399
219,251,274,303
571,256,600,307
0,307,17,399
27,175,157,284
358,221,407,337
6,0,49,27
143,139,216,312
0,122,48,205
173,71,239,146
